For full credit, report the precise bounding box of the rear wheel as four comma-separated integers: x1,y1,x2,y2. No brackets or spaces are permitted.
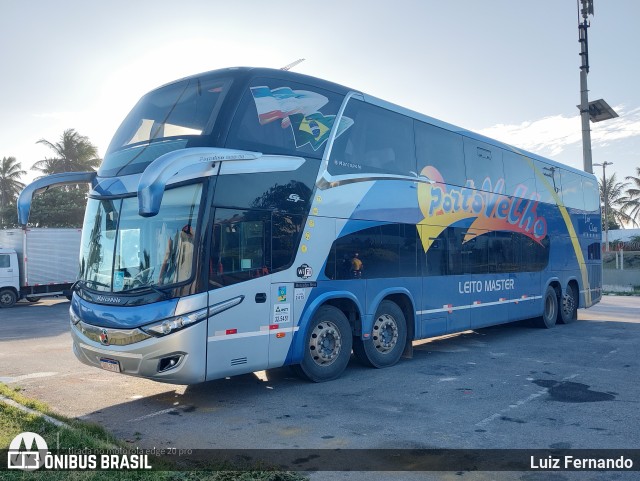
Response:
0,289,17,308
353,300,407,368
536,285,558,329
294,305,352,382
558,283,578,324
26,296,40,303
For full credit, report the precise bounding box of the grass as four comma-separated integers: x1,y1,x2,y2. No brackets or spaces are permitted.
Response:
0,383,306,481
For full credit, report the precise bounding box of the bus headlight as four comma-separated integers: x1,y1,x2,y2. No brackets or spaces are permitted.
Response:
141,308,208,337
70,307,81,325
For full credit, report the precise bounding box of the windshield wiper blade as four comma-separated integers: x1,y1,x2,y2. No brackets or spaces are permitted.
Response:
76,279,111,290
124,283,171,299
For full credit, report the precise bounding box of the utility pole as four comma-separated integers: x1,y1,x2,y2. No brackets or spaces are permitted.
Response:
594,161,613,251
578,0,595,173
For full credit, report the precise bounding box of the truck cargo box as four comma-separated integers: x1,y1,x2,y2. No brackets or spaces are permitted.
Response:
0,228,81,287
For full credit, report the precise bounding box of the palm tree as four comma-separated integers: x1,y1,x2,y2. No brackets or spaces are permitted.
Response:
0,156,26,226
0,156,26,204
599,173,635,229
32,129,101,174
623,167,640,226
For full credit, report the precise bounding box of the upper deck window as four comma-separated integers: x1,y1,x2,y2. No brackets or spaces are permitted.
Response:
100,76,231,177
226,78,345,159
328,100,415,177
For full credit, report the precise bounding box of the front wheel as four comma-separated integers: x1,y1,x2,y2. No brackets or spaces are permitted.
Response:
536,285,558,329
294,305,352,382
353,300,407,368
0,289,18,308
558,284,578,324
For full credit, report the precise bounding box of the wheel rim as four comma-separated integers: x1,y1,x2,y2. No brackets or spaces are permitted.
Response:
1,292,13,305
562,291,576,318
372,313,399,354
545,293,556,320
309,320,342,366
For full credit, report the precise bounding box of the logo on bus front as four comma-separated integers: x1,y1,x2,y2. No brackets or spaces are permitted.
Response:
296,264,313,279
99,329,110,346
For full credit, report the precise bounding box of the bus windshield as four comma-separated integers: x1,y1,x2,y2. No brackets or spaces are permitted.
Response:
99,75,231,177
79,183,203,293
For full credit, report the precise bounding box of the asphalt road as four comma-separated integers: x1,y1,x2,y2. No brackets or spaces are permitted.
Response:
1,296,638,481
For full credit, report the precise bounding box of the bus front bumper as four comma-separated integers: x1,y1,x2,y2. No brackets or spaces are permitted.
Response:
71,321,207,385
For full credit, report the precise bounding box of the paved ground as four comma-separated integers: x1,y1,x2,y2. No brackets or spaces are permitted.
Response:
1,296,638,480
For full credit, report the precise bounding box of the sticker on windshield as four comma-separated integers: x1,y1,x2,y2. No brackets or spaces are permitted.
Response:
114,271,124,290
249,86,353,151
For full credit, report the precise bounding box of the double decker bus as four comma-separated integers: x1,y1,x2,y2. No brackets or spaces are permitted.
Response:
18,67,602,384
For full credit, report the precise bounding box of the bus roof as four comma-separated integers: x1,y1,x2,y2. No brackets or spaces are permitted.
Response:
156,67,595,180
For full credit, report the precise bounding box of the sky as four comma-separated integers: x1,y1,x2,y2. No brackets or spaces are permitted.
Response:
1,0,639,189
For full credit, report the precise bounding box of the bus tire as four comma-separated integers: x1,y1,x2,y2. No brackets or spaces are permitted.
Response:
0,289,17,308
536,285,558,329
558,284,578,324
353,300,407,368
294,305,352,382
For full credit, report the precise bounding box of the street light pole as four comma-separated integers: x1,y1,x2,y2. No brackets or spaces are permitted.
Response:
594,161,613,251
579,0,594,173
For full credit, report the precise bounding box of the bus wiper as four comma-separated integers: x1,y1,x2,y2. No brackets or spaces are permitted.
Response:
76,279,111,290
124,283,171,300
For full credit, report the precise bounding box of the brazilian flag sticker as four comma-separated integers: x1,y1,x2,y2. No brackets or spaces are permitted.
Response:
289,113,354,151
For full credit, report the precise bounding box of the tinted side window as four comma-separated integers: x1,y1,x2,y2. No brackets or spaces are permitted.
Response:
560,169,585,210
226,78,344,159
328,100,415,176
213,159,318,214
583,177,600,212
464,230,490,274
423,227,549,275
324,223,417,280
0,254,10,268
503,151,538,198
463,138,504,192
415,121,466,187
535,160,560,204
209,209,304,289
210,209,270,288
272,212,304,272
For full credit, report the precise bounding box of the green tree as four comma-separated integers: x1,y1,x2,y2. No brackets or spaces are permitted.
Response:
623,167,640,226
32,128,100,174
0,156,26,227
599,173,635,229
29,187,87,227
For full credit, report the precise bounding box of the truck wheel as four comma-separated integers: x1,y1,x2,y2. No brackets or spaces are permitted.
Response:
293,305,352,382
353,300,407,368
0,289,17,308
26,296,40,303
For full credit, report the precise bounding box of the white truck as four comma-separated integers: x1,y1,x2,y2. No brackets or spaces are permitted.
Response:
0,228,82,308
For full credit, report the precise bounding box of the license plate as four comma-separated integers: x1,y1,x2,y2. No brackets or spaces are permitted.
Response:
99,358,121,373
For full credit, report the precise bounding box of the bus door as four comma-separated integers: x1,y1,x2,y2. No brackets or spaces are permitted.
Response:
205,210,272,380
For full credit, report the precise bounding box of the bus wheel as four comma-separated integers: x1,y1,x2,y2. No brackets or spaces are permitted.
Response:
294,305,352,382
536,285,558,329
353,300,407,368
0,289,17,308
559,284,578,324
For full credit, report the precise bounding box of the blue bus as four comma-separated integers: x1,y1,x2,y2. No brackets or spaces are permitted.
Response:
18,67,602,384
